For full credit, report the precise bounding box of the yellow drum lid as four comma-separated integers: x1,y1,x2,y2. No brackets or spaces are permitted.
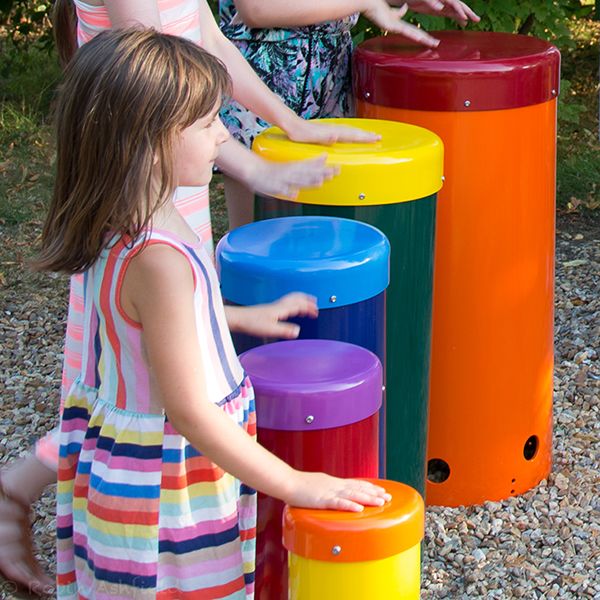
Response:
252,118,444,205
283,479,425,562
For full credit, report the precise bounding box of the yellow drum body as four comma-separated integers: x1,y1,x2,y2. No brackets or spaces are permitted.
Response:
288,543,421,600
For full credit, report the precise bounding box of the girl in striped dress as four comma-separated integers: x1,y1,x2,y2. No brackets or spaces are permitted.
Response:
0,1,382,590
35,29,390,599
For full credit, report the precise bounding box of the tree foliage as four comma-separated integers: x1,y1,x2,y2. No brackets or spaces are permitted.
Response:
410,0,594,47
0,0,52,46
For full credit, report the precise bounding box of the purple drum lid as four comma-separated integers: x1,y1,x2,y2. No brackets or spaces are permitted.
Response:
240,340,383,431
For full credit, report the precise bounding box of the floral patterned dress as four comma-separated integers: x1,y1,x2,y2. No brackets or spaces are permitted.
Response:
219,1,359,146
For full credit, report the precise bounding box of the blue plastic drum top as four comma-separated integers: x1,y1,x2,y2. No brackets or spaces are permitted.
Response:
216,216,390,310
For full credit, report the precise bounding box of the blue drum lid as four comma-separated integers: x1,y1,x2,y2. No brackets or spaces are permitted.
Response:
216,216,390,309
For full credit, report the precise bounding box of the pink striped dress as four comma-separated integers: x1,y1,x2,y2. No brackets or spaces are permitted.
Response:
35,0,213,468
57,230,256,598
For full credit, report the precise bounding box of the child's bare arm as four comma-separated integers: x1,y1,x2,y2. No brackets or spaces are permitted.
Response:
122,245,389,511
104,0,163,28
230,0,438,46
215,143,339,200
103,2,376,188
0,457,55,592
232,0,478,29
232,0,379,28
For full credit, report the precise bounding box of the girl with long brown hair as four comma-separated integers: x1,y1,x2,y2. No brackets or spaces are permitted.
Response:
0,0,369,590
39,28,389,598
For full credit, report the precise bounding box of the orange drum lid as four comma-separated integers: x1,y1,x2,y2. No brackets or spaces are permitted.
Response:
283,479,424,562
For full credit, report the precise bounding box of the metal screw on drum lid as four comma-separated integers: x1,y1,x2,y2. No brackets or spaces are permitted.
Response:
441,176,446,182
551,89,557,96
464,100,471,108
305,415,315,425
358,193,366,201
332,545,342,556
364,91,371,99
382,385,386,392
330,295,337,303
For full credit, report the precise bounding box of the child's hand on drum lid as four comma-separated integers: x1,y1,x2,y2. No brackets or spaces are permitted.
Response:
247,154,340,200
283,473,392,512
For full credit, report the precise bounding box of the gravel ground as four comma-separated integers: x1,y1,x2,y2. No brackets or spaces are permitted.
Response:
0,215,598,599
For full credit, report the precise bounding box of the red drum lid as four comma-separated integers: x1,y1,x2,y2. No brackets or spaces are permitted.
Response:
353,31,561,112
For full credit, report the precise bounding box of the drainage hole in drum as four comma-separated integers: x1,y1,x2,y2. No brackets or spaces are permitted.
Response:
523,435,539,461
427,458,450,483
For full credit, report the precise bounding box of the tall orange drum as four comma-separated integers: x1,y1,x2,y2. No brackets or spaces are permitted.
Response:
354,31,560,506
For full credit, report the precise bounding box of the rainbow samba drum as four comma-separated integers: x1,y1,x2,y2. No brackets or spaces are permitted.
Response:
217,215,389,475
251,119,444,495
354,31,559,505
284,478,424,600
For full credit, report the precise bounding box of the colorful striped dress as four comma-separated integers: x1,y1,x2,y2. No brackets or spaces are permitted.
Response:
56,230,257,599
35,0,212,470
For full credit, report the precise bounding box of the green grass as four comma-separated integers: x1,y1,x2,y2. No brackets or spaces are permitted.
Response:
0,44,61,114
560,20,600,176
0,38,59,226
0,103,55,225
556,18,600,212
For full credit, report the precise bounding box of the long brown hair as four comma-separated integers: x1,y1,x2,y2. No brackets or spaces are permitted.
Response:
52,0,78,67
36,28,231,274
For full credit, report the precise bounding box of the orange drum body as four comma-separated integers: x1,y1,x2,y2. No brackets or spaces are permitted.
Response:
354,31,560,506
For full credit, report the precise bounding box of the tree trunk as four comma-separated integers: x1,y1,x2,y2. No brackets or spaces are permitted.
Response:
518,13,536,35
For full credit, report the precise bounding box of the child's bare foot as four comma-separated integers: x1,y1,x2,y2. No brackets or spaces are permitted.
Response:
0,473,54,596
